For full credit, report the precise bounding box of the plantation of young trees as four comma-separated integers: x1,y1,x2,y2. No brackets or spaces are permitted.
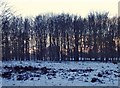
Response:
1,13,120,61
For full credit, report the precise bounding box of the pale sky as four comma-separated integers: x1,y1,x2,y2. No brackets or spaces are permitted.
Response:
5,0,120,17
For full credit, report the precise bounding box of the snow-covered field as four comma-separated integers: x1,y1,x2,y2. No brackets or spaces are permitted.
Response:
1,61,119,86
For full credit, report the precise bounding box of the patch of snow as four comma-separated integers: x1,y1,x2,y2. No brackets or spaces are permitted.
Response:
1,61,119,86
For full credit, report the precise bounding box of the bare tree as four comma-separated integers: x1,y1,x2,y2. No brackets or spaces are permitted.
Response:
0,1,13,61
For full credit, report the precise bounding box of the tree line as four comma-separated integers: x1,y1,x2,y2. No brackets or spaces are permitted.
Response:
1,12,120,61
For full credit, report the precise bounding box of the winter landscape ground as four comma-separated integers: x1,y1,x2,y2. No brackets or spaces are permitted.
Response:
1,61,119,86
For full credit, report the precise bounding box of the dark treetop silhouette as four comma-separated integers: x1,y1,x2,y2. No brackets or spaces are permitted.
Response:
1,13,120,61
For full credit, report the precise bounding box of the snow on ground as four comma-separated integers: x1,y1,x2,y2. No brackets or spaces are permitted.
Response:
1,61,119,86
0,61,2,88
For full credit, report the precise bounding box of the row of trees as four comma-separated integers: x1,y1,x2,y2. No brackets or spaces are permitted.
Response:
0,1,14,61
1,12,120,61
